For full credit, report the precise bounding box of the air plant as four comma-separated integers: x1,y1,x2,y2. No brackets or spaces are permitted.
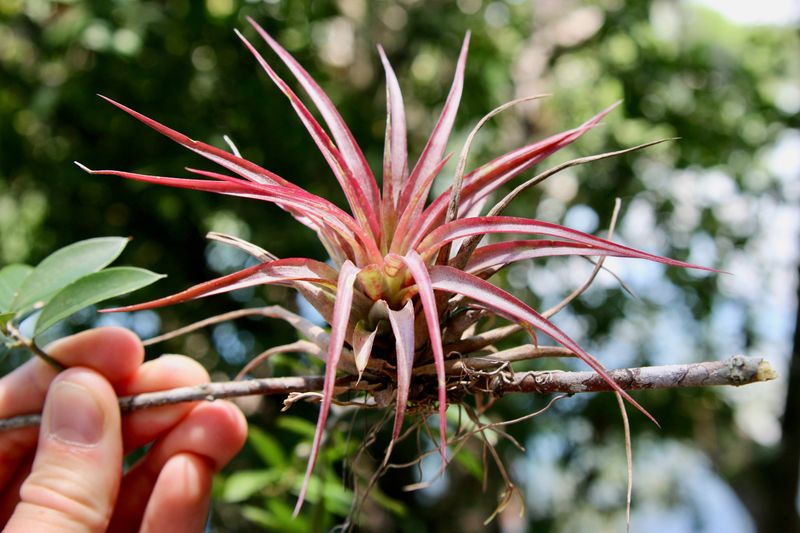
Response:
77,18,711,514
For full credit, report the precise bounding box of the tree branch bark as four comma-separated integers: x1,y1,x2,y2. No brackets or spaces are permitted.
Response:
501,355,775,394
0,355,775,432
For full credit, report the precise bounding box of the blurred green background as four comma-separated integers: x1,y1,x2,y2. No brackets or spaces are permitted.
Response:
1,0,799,531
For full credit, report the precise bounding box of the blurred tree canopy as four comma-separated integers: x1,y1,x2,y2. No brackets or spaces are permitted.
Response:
1,0,798,531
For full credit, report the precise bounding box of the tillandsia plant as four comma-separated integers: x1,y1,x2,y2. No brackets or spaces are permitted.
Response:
76,18,713,514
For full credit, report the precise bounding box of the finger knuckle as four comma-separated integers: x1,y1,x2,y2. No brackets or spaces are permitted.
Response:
20,464,111,532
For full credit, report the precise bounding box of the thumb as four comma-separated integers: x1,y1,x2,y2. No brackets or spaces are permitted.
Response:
5,368,123,533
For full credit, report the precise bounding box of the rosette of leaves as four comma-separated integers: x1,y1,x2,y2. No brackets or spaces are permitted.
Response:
77,19,712,513
0,237,163,362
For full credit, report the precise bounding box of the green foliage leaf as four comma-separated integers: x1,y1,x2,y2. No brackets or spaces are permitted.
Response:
323,430,359,462
242,502,309,532
0,264,33,312
221,469,282,503
12,237,130,313
453,447,484,481
0,312,15,329
248,426,287,467
276,416,317,439
240,505,279,529
292,476,353,516
34,267,164,335
369,486,407,516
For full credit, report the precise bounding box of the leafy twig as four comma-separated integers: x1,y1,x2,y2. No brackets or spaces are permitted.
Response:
6,322,65,371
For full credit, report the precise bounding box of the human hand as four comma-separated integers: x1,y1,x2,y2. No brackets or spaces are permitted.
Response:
0,327,248,532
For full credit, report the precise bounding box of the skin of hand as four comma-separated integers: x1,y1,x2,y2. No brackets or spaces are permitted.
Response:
0,327,248,533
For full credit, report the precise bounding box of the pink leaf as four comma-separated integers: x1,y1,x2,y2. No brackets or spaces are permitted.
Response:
428,265,658,424
385,299,416,463
353,321,379,379
466,240,624,274
403,127,580,251
97,95,297,189
185,167,319,231
417,216,717,273
293,281,336,325
103,258,337,312
295,261,360,516
398,33,470,214
396,251,448,460
94,96,370,258
247,18,381,212
378,45,408,207
235,30,382,242
390,154,454,254
405,104,617,249
77,164,382,265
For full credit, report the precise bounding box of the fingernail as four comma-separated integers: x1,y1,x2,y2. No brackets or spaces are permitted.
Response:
46,381,105,446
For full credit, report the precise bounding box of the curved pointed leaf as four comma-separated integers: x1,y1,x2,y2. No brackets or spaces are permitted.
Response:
35,267,165,336
466,240,621,274
235,29,381,242
353,321,379,379
397,251,448,460
406,103,618,249
247,18,381,210
98,95,298,189
379,45,408,206
105,258,337,313
80,165,381,265
93,99,335,242
12,237,130,313
390,154,453,254
428,265,657,424
418,216,717,274
399,33,470,213
384,299,415,463
296,261,360,516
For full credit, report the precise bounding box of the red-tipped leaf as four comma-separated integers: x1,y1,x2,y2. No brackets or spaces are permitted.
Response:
390,154,454,253
398,33,470,214
466,240,627,274
385,299,416,462
396,251,449,460
295,261,360,516
98,95,297,189
236,30,381,242
104,258,337,312
379,45,409,207
78,164,381,265
428,265,657,424
247,18,381,211
418,216,717,274
405,103,618,249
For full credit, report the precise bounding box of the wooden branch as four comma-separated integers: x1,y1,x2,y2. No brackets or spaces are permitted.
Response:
0,356,776,431
503,355,776,394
